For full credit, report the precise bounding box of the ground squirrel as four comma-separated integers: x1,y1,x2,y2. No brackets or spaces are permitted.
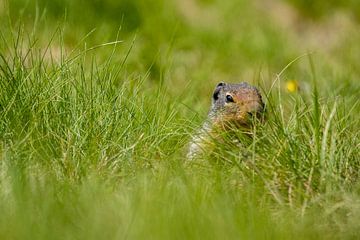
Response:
187,82,265,159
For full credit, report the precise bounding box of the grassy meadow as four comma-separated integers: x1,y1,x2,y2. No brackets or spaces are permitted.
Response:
0,0,360,239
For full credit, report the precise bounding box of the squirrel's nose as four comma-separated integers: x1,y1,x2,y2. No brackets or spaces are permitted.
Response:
242,100,263,114
246,109,263,120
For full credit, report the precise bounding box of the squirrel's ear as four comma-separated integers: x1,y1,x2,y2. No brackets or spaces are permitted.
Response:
216,82,226,87
213,82,225,100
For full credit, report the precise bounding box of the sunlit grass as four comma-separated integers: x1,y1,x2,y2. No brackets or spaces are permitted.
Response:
0,1,360,239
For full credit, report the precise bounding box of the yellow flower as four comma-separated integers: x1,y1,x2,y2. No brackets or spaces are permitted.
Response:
286,80,299,93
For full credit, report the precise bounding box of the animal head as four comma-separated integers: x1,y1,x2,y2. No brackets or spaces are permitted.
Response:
211,82,265,128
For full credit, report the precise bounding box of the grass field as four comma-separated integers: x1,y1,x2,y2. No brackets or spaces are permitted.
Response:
0,0,360,239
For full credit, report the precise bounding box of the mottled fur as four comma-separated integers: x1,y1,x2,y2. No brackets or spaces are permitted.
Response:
187,82,264,159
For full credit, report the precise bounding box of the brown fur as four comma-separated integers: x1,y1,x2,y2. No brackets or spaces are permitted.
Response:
187,82,264,159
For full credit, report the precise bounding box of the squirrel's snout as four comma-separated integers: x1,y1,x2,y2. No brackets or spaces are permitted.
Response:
246,109,264,122
231,98,264,125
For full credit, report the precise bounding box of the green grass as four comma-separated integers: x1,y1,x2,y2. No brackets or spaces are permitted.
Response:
0,0,360,239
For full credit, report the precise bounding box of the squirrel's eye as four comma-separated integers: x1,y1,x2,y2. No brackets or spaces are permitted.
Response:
226,94,234,103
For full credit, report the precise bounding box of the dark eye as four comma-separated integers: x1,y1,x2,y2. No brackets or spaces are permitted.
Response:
226,94,234,103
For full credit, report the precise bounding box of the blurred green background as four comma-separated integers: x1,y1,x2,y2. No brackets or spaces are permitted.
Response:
1,0,360,239
3,0,360,93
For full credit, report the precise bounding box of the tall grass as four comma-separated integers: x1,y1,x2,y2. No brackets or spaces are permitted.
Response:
1,0,360,239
